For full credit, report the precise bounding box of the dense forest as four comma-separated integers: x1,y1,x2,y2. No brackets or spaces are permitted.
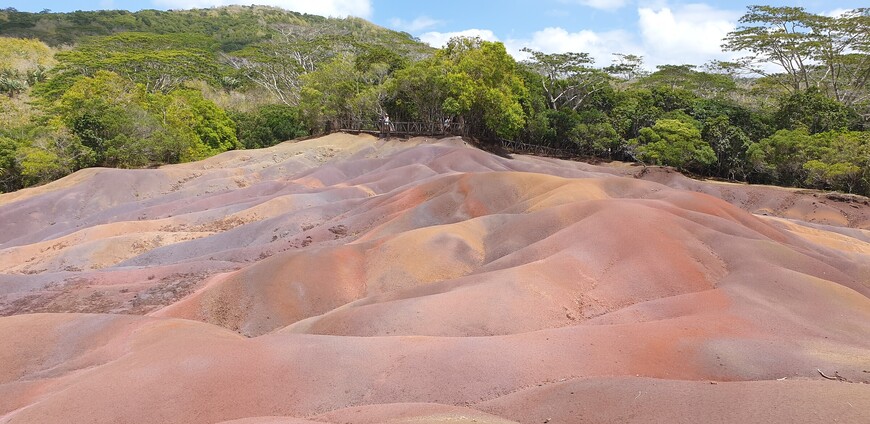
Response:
1,5,868,196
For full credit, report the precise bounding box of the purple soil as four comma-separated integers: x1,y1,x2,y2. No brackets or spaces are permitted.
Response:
0,134,868,423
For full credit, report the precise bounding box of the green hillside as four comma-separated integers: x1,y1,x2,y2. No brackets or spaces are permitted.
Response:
0,6,428,54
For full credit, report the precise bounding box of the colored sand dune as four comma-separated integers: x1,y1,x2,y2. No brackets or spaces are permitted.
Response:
1,134,868,423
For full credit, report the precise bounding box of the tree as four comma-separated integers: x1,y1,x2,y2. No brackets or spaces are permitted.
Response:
0,37,56,73
775,87,859,134
521,47,611,111
803,160,862,193
640,64,737,100
299,53,382,131
803,9,870,107
389,55,451,123
53,70,143,166
232,104,307,149
55,70,239,167
702,115,752,180
722,6,817,93
723,6,870,107
441,37,527,138
0,37,56,97
630,119,716,171
747,128,813,185
605,53,647,82
15,127,90,186
0,136,21,191
609,88,661,141
145,88,240,161
48,32,220,96
573,109,620,157
749,129,870,194
224,23,349,106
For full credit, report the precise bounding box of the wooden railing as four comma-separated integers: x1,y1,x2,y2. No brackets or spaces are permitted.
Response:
331,119,570,158
334,119,464,136
499,139,571,157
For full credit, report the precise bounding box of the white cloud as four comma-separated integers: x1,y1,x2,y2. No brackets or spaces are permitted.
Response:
417,3,748,72
505,27,641,65
151,0,372,18
637,4,741,67
389,16,442,32
824,8,851,18
418,29,500,48
561,0,630,11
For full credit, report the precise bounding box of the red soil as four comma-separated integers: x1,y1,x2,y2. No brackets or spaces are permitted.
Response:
0,134,868,423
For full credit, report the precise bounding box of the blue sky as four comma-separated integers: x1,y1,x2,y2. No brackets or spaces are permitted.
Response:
4,1,866,68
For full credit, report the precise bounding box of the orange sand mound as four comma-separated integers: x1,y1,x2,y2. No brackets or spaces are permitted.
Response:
1,134,868,423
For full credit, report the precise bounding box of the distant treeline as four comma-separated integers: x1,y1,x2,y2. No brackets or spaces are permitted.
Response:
0,6,868,196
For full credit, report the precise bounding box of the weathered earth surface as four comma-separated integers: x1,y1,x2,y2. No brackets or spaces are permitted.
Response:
1,133,868,423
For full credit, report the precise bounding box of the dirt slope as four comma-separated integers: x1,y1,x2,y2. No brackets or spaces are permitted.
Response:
1,134,868,423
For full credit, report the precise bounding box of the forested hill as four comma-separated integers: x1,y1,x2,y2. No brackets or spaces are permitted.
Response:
0,6,429,55
0,6,432,193
1,6,869,197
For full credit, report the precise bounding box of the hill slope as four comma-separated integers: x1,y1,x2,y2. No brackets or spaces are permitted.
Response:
0,134,868,423
0,6,430,56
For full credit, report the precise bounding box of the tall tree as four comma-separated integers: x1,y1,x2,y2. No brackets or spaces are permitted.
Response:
605,53,648,82
722,6,816,93
629,118,716,171
805,8,870,107
48,32,220,96
224,24,342,106
521,48,610,111
443,37,527,138
724,6,870,107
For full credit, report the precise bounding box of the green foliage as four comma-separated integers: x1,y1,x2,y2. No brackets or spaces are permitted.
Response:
609,88,661,140
53,71,238,167
47,32,221,97
749,129,870,193
774,88,859,134
0,135,21,191
144,88,240,161
0,36,56,72
15,127,91,187
54,70,141,166
722,6,817,92
605,53,648,82
650,86,696,113
355,44,409,74
0,37,55,97
573,109,620,157
691,97,773,142
441,37,528,138
387,37,528,138
702,115,753,180
0,6,430,56
300,53,388,130
630,119,716,171
723,5,870,106
640,64,736,99
521,48,610,111
232,104,307,149
389,55,451,122
747,128,813,184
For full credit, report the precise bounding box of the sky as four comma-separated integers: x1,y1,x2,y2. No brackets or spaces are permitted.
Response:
4,0,866,69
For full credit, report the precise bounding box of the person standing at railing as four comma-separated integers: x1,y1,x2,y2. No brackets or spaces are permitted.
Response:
379,113,392,139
